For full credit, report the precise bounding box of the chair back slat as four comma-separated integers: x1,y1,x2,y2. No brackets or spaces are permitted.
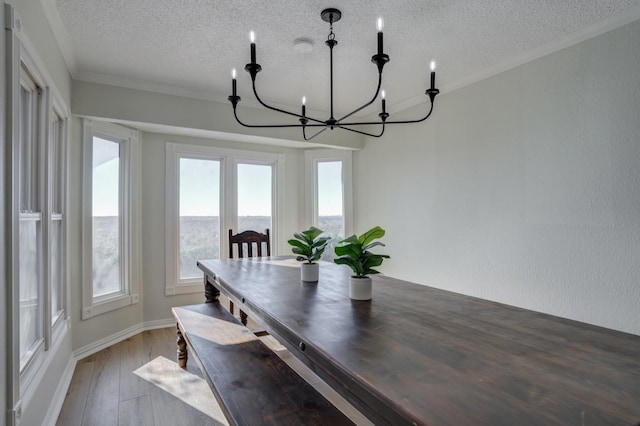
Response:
228,229,271,259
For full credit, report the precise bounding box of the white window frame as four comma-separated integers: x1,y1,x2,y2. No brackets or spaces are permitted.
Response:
49,101,68,334
232,157,277,235
82,120,140,319
17,63,46,383
165,142,284,295
166,148,225,294
304,149,353,237
5,3,71,415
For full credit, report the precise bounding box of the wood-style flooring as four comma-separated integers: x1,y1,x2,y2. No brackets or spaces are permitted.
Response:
56,326,372,425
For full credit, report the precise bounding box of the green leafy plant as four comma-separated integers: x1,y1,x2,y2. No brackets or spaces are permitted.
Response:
334,226,390,277
288,226,331,264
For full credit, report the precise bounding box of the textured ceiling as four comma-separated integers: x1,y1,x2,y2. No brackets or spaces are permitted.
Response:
51,0,640,118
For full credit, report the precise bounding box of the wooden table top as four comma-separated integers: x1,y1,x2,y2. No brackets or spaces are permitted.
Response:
197,257,640,426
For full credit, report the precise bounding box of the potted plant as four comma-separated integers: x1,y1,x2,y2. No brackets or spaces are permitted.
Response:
288,226,331,282
334,226,390,300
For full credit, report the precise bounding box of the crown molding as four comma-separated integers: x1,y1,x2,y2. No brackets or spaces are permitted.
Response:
75,70,349,118
75,69,227,103
388,5,640,116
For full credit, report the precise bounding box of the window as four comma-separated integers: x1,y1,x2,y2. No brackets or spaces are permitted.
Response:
305,149,353,259
92,136,121,297
18,66,44,371
179,158,220,280
18,217,41,370
165,143,284,295
82,120,140,319
7,8,70,406
50,110,65,325
317,161,344,237
237,163,272,233
5,28,68,401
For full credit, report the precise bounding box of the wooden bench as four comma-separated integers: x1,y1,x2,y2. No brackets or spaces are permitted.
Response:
172,303,354,426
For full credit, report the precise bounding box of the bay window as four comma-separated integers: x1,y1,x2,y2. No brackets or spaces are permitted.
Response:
82,120,140,319
165,143,283,294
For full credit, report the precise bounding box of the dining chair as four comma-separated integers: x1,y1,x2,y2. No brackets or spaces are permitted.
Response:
228,229,271,326
229,229,271,259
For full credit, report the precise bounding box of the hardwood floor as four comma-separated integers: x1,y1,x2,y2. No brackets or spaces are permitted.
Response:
56,327,225,426
56,326,372,426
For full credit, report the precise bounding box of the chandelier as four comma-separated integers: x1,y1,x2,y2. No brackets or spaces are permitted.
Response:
228,8,440,140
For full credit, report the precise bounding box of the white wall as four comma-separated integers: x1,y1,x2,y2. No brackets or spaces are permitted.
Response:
72,81,364,150
140,132,304,323
355,20,640,335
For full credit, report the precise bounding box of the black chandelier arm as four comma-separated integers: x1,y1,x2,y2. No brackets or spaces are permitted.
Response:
250,78,326,125
382,97,435,124
340,97,436,126
232,107,327,128
335,72,383,124
302,126,328,141
337,122,386,138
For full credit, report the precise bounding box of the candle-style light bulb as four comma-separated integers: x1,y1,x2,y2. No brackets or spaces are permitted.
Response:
231,68,237,96
381,89,386,113
250,31,256,64
381,89,386,99
301,96,306,116
377,17,384,55
430,60,436,90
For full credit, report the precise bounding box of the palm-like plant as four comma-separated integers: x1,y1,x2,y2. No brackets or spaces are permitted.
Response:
334,226,390,277
288,226,330,264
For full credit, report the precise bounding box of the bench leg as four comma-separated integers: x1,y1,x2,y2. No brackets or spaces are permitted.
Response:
176,325,188,369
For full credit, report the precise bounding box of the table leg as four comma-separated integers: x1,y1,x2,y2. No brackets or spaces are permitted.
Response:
177,325,188,369
204,274,220,303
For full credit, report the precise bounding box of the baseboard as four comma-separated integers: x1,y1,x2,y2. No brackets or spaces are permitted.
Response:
143,318,176,330
42,356,77,426
73,322,144,361
72,318,175,361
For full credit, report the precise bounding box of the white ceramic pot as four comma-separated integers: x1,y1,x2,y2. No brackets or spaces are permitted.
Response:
349,276,372,300
301,262,319,282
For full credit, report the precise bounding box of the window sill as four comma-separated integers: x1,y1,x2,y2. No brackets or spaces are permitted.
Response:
82,293,139,320
166,280,203,296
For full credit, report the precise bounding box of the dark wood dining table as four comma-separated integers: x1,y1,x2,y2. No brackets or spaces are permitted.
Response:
197,257,640,426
